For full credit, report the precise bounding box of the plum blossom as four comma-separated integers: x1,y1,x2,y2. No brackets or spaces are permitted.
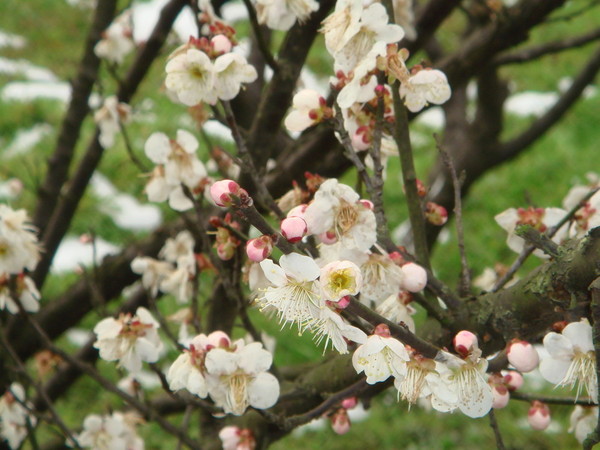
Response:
72,412,143,450
376,294,416,332
399,69,451,113
303,179,377,252
562,174,600,238
144,129,207,211
166,47,217,106
94,10,134,65
495,206,568,258
0,273,40,314
394,350,450,407
255,0,319,31
539,318,598,401
93,307,163,373
284,89,331,132
0,383,35,449
93,96,131,149
321,0,404,72
0,205,40,274
359,253,404,303
214,53,258,101
320,260,362,301
219,425,256,450
569,406,598,443
205,340,280,415
308,307,367,354
130,256,174,297
352,324,409,384
258,253,322,330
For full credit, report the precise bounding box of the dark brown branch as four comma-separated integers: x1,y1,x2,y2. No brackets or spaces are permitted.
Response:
492,27,600,66
32,0,118,234
32,0,188,288
583,277,600,449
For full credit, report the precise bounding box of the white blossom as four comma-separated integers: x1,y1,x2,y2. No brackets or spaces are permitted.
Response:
284,89,325,132
94,11,135,65
399,69,451,113
319,260,362,301
214,53,258,101
0,383,35,449
256,0,319,31
93,307,163,373
94,96,131,149
165,48,217,106
72,412,143,450
0,205,40,274
352,331,409,384
0,274,40,314
539,318,598,401
309,307,367,354
569,406,598,444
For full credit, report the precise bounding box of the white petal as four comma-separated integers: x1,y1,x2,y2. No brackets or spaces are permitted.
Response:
248,372,279,409
563,319,594,353
539,357,571,384
145,132,170,163
238,342,273,374
260,259,287,286
543,332,575,360
279,253,320,281
176,129,199,154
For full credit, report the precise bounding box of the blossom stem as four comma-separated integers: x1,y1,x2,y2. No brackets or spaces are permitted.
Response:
488,409,506,450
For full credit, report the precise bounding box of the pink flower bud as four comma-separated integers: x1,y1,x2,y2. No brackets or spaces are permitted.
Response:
211,34,232,54
425,202,448,226
453,330,478,358
336,295,351,309
351,131,370,151
341,397,358,410
373,323,391,338
245,236,273,262
359,199,374,210
503,370,524,391
330,409,351,435
491,384,510,409
528,401,551,431
401,262,428,292
318,230,338,244
507,339,539,373
280,216,307,243
210,180,249,207
287,204,308,219
207,331,232,349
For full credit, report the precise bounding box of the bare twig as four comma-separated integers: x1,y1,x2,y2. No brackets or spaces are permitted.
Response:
436,138,470,296
488,409,506,450
240,0,278,72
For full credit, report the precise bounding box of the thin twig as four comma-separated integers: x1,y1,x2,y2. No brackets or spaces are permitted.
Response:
488,409,506,450
240,0,279,72
583,277,600,449
510,391,595,406
436,137,470,297
492,187,600,292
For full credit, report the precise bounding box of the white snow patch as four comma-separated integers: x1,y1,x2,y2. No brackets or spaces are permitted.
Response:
0,57,58,81
415,106,445,129
505,91,559,117
203,119,234,142
3,123,53,158
132,0,196,44
91,172,162,231
65,328,94,347
52,236,121,273
221,1,248,22
2,80,71,102
0,31,26,49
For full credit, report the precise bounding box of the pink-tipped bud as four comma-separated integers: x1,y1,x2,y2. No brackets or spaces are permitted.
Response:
401,262,427,292
341,397,358,410
351,130,370,151
528,401,551,431
507,339,539,373
425,202,448,226
415,179,427,197
330,409,351,435
210,179,249,207
287,204,308,219
336,295,351,309
503,370,524,391
453,330,478,358
373,323,391,338
319,230,338,244
246,236,273,262
206,331,232,349
211,34,232,54
359,199,374,210
280,216,307,243
491,384,510,409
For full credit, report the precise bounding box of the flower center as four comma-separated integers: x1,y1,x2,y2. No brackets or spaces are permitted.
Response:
562,350,597,400
335,201,359,235
226,372,250,415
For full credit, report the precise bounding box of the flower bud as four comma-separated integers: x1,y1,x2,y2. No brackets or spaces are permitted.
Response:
359,199,374,210
528,401,551,431
210,180,250,207
373,323,391,338
330,408,351,435
336,295,351,309
401,262,427,292
341,397,358,410
453,330,478,358
507,339,539,373
245,236,273,263
425,202,448,226
351,130,370,151
287,204,308,219
280,216,307,243
492,384,510,409
211,34,232,54
503,370,524,391
318,230,338,244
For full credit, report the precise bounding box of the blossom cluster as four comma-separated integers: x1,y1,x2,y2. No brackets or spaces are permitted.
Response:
0,384,36,449
71,412,144,450
0,205,41,314
167,331,279,416
94,9,135,65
